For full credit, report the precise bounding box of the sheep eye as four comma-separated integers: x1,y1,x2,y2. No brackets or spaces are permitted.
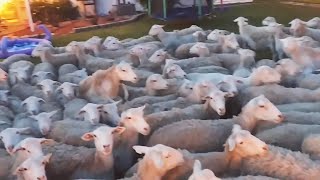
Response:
104,111,109,114
152,80,157,82
259,105,265,108
122,69,126,72
22,148,26,151
93,134,97,138
127,117,132,120
157,54,160,57
239,142,244,145
19,168,28,171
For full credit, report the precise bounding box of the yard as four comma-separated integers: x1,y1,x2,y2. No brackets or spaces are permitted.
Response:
52,0,320,47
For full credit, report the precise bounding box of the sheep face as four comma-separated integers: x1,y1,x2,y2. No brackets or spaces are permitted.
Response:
250,66,281,86
233,17,249,26
189,43,210,57
0,90,9,104
166,64,187,79
56,82,79,100
307,17,320,28
133,144,184,173
9,67,29,84
289,19,306,36
32,71,55,85
14,154,51,180
115,62,138,83
82,126,125,155
217,76,242,96
120,105,150,135
0,127,30,154
226,125,268,157
203,90,233,116
21,97,45,115
104,39,123,50
224,33,240,50
30,110,57,135
0,68,8,81
129,45,148,57
79,103,103,125
12,137,52,156
178,80,195,97
275,58,302,76
188,160,219,180
37,79,60,97
149,49,167,64
207,29,226,41
146,74,169,91
262,16,276,26
101,102,121,126
148,25,165,36
247,95,283,123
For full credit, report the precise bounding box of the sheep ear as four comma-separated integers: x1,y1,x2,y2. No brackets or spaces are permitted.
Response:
133,145,150,155
43,153,52,164
193,160,202,173
81,133,95,141
227,139,236,152
112,126,126,135
39,138,54,145
17,127,31,135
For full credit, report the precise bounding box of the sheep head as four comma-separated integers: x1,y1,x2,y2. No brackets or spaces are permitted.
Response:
30,110,58,135
78,103,104,125
115,62,138,83
0,127,31,155
120,105,150,135
262,16,277,26
148,49,168,64
21,96,45,115
188,160,220,180
189,43,210,57
149,25,165,36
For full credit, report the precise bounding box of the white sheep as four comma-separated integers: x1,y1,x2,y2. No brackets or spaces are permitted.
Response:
306,17,320,29
21,96,45,115
232,48,255,78
31,62,57,85
0,54,31,72
58,68,88,84
58,64,78,77
163,63,187,79
114,105,151,176
163,57,222,72
43,126,124,179
289,18,320,41
55,82,79,104
147,95,283,152
78,103,103,125
36,79,60,100
262,16,291,34
0,127,31,154
36,47,78,67
79,62,138,101
234,17,277,60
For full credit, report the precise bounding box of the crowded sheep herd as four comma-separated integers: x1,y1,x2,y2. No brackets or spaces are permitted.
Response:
2,16,320,180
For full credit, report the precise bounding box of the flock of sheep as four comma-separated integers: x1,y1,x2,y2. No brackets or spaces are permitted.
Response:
1,15,320,180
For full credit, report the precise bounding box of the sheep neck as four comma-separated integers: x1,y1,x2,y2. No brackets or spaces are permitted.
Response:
118,121,139,148
236,105,259,132
93,150,114,169
224,147,245,174
137,155,162,180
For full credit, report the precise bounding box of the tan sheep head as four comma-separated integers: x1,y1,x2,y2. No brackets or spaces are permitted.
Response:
14,153,52,180
188,160,220,180
12,137,54,157
224,125,268,157
120,105,150,136
146,74,169,92
133,144,184,175
115,62,138,83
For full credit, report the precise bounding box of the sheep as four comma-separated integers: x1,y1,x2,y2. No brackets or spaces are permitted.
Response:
280,36,320,71
276,102,320,113
189,34,240,57
13,153,52,180
44,126,125,179
147,95,283,153
37,47,78,67
124,74,169,100
188,160,278,180
72,43,114,74
36,79,60,101
78,103,104,125
163,63,187,79
0,54,31,72
232,49,255,77
8,60,34,84
20,96,45,115
58,68,88,84
55,82,79,104
289,18,320,41
186,65,230,75
63,98,88,120
175,43,201,59
147,49,172,66
0,90,22,113
237,84,320,107
306,17,320,29
234,17,277,60
13,110,58,137
100,101,121,126
79,62,138,101
121,144,185,180
58,64,78,77
114,105,151,177
164,57,222,72
31,62,57,85
0,127,31,154
121,35,156,47
148,25,202,54
301,134,320,160
262,16,291,34
175,25,204,36
256,123,320,151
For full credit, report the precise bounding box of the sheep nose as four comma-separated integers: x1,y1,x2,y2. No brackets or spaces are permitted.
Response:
278,114,284,121
103,145,110,149
31,110,37,115
37,176,45,180
134,77,137,80
184,74,187,78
